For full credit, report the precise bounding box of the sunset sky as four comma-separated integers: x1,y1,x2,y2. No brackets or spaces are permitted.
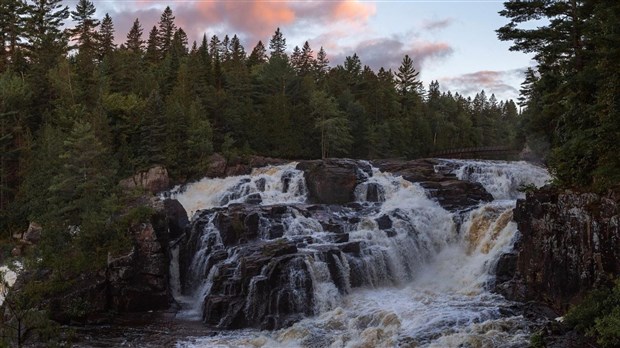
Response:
86,0,532,101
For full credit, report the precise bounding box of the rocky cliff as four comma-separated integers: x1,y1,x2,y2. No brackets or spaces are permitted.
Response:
497,188,620,313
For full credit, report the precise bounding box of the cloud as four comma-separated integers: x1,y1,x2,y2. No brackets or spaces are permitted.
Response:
104,0,375,47
421,18,455,31
440,69,526,100
330,38,454,72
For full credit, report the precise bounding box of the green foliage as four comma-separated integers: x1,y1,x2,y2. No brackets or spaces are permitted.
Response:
565,280,620,347
498,0,620,190
530,330,544,348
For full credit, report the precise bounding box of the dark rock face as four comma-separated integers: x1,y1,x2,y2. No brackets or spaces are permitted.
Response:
107,220,170,312
42,198,187,324
498,188,620,312
372,159,493,211
297,159,371,205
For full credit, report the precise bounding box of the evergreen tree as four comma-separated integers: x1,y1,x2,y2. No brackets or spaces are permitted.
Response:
395,55,421,96
125,18,144,54
0,0,28,71
157,6,176,56
311,90,352,158
269,27,286,59
98,13,116,60
144,25,159,64
314,46,329,81
69,0,99,55
247,40,267,68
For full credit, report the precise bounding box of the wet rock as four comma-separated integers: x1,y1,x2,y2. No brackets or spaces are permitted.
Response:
366,183,384,202
163,199,188,240
255,178,266,192
297,159,366,204
494,252,517,285
501,187,620,312
119,165,170,194
245,193,263,205
376,215,392,230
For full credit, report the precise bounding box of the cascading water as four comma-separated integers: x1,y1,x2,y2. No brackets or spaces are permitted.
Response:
173,160,550,348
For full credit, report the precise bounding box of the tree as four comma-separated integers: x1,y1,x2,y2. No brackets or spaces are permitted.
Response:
247,40,267,68
98,13,116,59
497,0,603,188
69,0,99,55
269,27,286,59
395,55,421,96
311,90,352,158
0,0,28,72
157,6,176,56
125,18,144,54
314,46,329,81
144,25,159,64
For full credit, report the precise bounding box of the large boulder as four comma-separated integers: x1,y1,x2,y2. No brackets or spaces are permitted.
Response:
297,159,370,204
499,188,620,312
119,165,170,194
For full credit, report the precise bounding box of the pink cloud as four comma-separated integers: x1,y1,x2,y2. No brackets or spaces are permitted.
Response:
106,1,375,47
440,69,525,100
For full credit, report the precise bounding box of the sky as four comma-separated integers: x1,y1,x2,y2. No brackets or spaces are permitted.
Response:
80,0,534,101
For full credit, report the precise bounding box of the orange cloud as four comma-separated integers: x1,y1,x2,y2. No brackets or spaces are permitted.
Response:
332,1,376,22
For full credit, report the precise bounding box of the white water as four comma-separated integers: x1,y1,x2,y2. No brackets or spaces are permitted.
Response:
173,161,549,348
170,163,306,219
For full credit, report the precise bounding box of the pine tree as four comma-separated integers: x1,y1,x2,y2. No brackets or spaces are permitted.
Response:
69,0,99,55
0,0,28,72
144,25,159,64
269,28,286,59
125,18,144,54
157,6,176,56
290,46,302,72
98,13,116,60
311,90,352,158
25,0,70,125
314,46,329,81
395,55,421,96
299,41,314,76
247,40,267,68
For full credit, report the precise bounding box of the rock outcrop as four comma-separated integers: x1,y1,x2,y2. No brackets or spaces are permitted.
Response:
119,165,170,194
497,188,620,312
42,198,188,324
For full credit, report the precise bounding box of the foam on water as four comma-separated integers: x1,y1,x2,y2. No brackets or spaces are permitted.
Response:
437,159,551,200
170,163,306,218
174,160,549,347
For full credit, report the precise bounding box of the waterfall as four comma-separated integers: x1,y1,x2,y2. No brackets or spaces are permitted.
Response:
173,160,549,348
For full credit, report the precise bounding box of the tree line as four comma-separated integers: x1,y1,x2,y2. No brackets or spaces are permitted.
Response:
0,1,521,250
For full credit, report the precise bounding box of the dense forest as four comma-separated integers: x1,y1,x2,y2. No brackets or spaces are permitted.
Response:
0,0,521,240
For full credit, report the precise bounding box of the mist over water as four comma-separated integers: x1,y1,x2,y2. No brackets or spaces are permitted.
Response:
172,160,549,347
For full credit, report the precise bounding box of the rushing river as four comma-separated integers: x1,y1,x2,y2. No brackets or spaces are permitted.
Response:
167,159,549,348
